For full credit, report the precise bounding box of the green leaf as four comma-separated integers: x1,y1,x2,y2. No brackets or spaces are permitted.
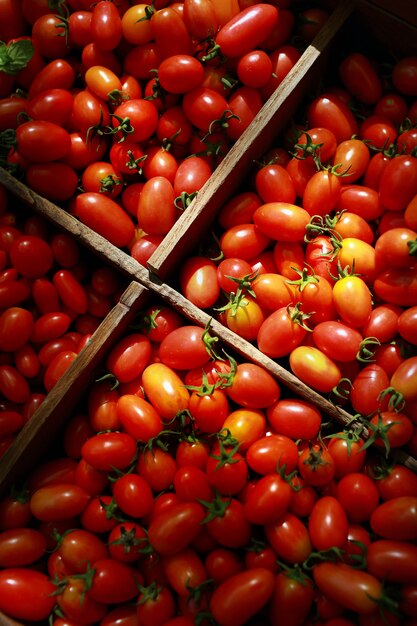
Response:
0,39,34,76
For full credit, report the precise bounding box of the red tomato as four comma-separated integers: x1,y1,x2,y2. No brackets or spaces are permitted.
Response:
16,120,71,163
179,256,220,309
298,443,335,487
247,434,298,475
141,362,189,420
339,52,382,104
0,528,46,567
243,473,293,525
257,306,307,358
379,155,417,212
313,562,382,614
210,568,275,626
81,432,137,471
370,496,417,540
0,568,56,621
215,5,278,57
254,202,310,241
91,0,122,51
137,176,178,236
74,192,135,248
267,398,322,440
148,502,205,556
226,362,280,409
10,235,53,278
336,473,379,523
269,569,314,626
30,484,90,521
117,395,162,443
307,93,358,143
333,275,372,327
303,169,342,216
308,496,348,550
58,528,109,573
391,356,417,402
265,512,312,564
113,474,154,519
367,539,417,584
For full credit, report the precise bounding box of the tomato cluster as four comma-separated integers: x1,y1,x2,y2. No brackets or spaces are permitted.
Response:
178,51,417,458
0,185,123,450
0,0,326,256
0,305,416,626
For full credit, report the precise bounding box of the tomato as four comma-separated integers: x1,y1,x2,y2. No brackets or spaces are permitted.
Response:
266,512,312,564
289,346,341,393
269,569,315,626
0,307,33,352
148,502,205,556
267,398,322,440
57,576,108,623
243,473,293,525
392,56,417,95
218,191,262,229
308,495,349,551
182,86,230,133
74,192,135,248
307,93,358,143
136,583,176,626
0,568,56,621
210,568,275,626
32,13,72,58
106,333,151,384
298,442,335,487
179,256,220,309
367,539,417,584
252,272,295,311
254,202,310,242
339,52,382,104
375,463,417,500
173,156,212,198
113,474,154,519
237,49,273,89
91,0,122,51
362,304,402,343
27,87,74,126
116,395,162,443
313,562,382,615
0,528,46,567
81,432,137,472
370,496,417,540
150,6,193,60
58,528,109,573
379,155,417,212
336,184,383,221
374,268,417,306
312,321,362,362
137,447,178,493
303,169,342,216
226,85,263,140
226,362,280,409
360,114,397,151
257,306,307,358
30,484,90,521
137,176,178,236
333,275,372,327
247,434,299,475
336,472,379,523
0,364,30,403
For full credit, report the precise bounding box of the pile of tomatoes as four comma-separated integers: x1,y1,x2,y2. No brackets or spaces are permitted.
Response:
0,0,327,256
176,49,417,460
0,303,416,626
0,185,124,450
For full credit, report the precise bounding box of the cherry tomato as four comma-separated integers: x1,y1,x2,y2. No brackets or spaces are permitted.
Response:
0,568,56,621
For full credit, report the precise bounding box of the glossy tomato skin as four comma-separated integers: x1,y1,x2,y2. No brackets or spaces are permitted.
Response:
215,5,278,57
30,484,90,522
367,539,417,584
313,562,382,615
147,502,205,556
210,567,275,626
370,496,417,540
74,193,135,248
16,120,71,163
265,512,312,564
308,496,349,550
0,568,56,621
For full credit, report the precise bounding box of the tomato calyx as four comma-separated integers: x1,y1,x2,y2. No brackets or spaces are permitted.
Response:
303,546,345,571
330,376,353,404
107,115,135,143
286,266,319,292
199,42,222,64
300,443,332,473
174,190,198,210
326,424,365,457
224,269,258,299
208,429,241,472
186,577,214,607
203,110,240,140
202,319,221,360
356,336,381,363
99,174,124,194
136,3,155,23
98,496,126,523
278,561,313,586
287,302,313,333
0,129,17,167
86,110,108,146
108,523,153,556
137,580,162,604
292,132,324,168
215,290,250,317
8,482,30,504
198,489,231,523
378,386,405,413
0,39,34,75
51,561,96,600
107,90,129,107
95,371,119,390
407,237,417,256
361,411,398,457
